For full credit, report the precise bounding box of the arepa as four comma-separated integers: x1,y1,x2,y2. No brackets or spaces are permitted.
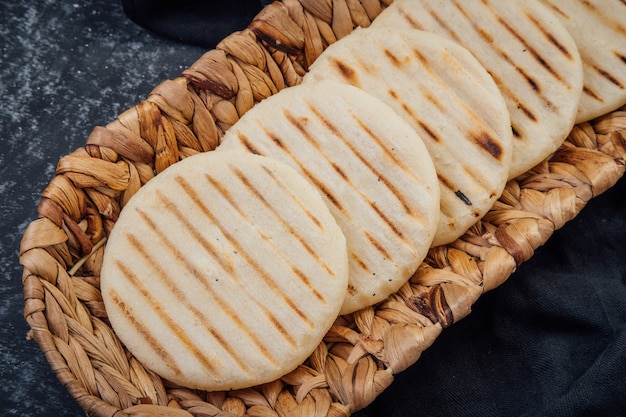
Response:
217,80,440,315
542,0,626,122
101,150,349,391
372,0,584,179
303,27,513,246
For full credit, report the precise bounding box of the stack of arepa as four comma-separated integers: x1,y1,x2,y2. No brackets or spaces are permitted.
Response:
100,0,626,393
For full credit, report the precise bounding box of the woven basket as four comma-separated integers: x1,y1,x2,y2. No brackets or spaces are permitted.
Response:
19,1,626,416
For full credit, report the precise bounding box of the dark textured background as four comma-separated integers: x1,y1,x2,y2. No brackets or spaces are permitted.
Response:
2,1,625,416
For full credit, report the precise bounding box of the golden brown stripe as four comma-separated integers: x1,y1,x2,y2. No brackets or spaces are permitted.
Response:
350,111,430,187
330,56,361,87
582,85,604,103
282,106,416,234
236,131,262,155
580,0,626,37
107,287,183,377
437,173,456,193
231,166,331,302
471,130,504,160
350,252,370,274
496,11,569,85
364,230,393,260
299,164,347,214
524,12,573,60
261,166,324,230
115,240,221,375
424,5,463,44
255,120,348,216
488,71,539,123
543,2,568,19
178,173,316,332
453,0,568,111
384,48,403,67
304,103,426,233
133,206,274,370
590,62,625,88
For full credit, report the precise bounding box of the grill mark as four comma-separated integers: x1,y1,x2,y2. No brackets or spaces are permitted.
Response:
207,166,331,289
582,85,604,103
543,2,569,19
262,166,324,230
417,119,441,143
471,131,504,160
231,167,331,302
511,124,521,138
134,205,275,369
437,173,456,193
237,132,262,155
425,5,463,44
364,230,393,260
332,162,348,180
618,52,626,66
388,88,443,143
304,103,424,236
488,72,539,122
330,57,360,87
581,0,626,37
384,48,404,67
114,256,221,375
282,110,321,150
423,91,445,113
351,252,370,273
591,63,625,88
398,7,424,31
350,114,427,186
301,165,346,214
107,287,183,377
411,48,429,67
370,202,405,240
180,173,316,332
524,12,573,60
409,47,511,155
461,163,496,202
496,13,566,83
452,1,565,111
257,121,347,215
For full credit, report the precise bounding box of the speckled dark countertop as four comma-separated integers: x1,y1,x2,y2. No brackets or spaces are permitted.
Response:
2,1,626,417
1,2,203,414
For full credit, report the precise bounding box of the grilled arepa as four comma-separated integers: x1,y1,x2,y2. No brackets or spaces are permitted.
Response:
101,150,349,391
217,80,440,315
542,0,626,123
372,0,584,179
303,27,513,246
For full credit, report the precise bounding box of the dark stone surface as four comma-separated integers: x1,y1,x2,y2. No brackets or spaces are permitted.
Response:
2,1,625,417
1,1,202,415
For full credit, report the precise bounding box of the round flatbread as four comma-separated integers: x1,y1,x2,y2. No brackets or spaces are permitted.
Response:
101,150,349,391
303,26,513,246
372,0,584,179
217,80,440,314
542,0,626,123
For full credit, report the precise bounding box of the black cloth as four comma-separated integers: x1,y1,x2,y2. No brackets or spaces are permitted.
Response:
357,177,626,417
119,2,626,416
122,0,269,47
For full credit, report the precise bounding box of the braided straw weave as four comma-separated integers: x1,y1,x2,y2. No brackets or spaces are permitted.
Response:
19,1,626,416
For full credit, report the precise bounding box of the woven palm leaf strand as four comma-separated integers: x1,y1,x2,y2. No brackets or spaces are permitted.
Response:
19,0,626,416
